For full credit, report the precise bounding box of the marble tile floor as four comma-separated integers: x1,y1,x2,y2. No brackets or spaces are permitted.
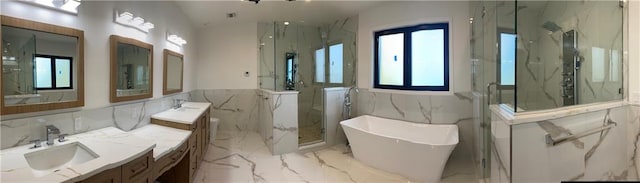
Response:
194,130,478,183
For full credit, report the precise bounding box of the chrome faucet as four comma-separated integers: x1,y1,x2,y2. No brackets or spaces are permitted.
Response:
45,125,60,146
343,87,360,120
173,99,187,109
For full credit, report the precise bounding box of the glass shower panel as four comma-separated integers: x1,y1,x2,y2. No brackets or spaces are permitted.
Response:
2,33,36,96
258,22,276,90
496,0,516,108
470,0,488,178
515,1,623,111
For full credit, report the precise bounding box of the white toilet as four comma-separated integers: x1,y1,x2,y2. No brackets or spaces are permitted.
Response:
210,117,219,143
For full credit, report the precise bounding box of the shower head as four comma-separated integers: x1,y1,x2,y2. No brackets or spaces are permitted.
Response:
542,21,562,33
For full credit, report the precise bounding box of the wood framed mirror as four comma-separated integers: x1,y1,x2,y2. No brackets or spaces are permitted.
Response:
1,15,85,115
163,49,183,95
109,35,153,103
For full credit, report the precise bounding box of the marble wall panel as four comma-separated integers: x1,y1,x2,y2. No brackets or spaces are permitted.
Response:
354,88,476,178
491,108,511,183
190,89,260,133
324,87,348,147
0,93,190,150
511,107,633,182
271,93,299,155
628,105,640,179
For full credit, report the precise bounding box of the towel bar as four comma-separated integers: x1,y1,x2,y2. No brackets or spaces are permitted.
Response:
545,120,616,146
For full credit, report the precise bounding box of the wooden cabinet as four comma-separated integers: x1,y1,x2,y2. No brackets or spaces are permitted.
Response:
150,107,211,182
122,151,153,183
79,166,122,183
153,139,188,179
78,150,152,183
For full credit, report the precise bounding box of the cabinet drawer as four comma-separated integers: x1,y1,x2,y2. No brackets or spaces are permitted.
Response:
153,141,188,178
79,166,122,183
122,151,153,181
125,171,152,183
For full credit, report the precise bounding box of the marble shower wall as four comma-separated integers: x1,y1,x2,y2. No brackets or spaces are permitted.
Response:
355,89,477,172
629,105,640,178
510,107,635,182
189,89,260,133
490,107,511,183
516,1,623,110
0,93,190,150
257,89,299,155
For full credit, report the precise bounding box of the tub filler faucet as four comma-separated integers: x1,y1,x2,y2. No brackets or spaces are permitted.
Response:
344,87,360,120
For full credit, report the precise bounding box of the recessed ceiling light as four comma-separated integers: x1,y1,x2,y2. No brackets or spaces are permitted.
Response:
284,21,290,25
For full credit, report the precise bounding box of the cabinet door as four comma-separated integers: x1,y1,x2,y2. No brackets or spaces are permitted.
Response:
79,167,122,183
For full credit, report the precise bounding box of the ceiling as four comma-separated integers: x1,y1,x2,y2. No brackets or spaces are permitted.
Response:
175,0,385,27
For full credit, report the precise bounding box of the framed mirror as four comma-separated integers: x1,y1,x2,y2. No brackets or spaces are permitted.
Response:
163,49,183,95
1,15,84,115
109,35,153,103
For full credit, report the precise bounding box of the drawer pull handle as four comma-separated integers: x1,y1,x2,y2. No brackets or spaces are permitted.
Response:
130,161,147,174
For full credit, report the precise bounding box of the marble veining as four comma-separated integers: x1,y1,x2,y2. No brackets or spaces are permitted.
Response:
1,93,190,150
508,106,636,182
190,89,260,132
195,130,476,183
1,127,155,183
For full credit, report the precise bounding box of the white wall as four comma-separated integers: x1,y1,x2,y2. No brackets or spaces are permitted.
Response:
0,1,197,110
356,1,471,93
629,1,640,103
196,23,258,89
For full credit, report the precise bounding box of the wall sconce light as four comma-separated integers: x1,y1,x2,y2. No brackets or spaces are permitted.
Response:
167,33,187,46
20,0,82,14
115,11,155,33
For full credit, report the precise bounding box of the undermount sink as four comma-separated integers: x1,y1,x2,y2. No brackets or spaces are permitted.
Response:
174,106,200,112
23,142,99,177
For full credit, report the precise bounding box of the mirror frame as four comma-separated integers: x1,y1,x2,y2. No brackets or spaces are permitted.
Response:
162,49,183,95
0,15,85,115
109,35,153,103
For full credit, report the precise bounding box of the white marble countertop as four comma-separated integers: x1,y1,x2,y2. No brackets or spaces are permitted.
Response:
151,102,211,124
1,127,156,183
129,124,191,160
490,100,626,125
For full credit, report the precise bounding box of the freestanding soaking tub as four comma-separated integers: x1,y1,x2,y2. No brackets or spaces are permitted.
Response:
340,115,458,183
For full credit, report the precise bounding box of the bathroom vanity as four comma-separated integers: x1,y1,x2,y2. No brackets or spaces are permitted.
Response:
0,102,211,182
150,102,211,182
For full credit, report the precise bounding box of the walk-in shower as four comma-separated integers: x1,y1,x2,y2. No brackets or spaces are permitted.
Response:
258,20,357,147
471,0,624,180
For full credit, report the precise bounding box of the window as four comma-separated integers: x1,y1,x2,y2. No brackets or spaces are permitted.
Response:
329,43,343,84
592,47,605,82
374,23,449,91
498,30,516,88
34,55,72,90
315,48,325,83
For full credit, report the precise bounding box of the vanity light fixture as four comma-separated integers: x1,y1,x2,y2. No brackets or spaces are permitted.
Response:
115,11,155,33
167,34,187,46
20,0,82,14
